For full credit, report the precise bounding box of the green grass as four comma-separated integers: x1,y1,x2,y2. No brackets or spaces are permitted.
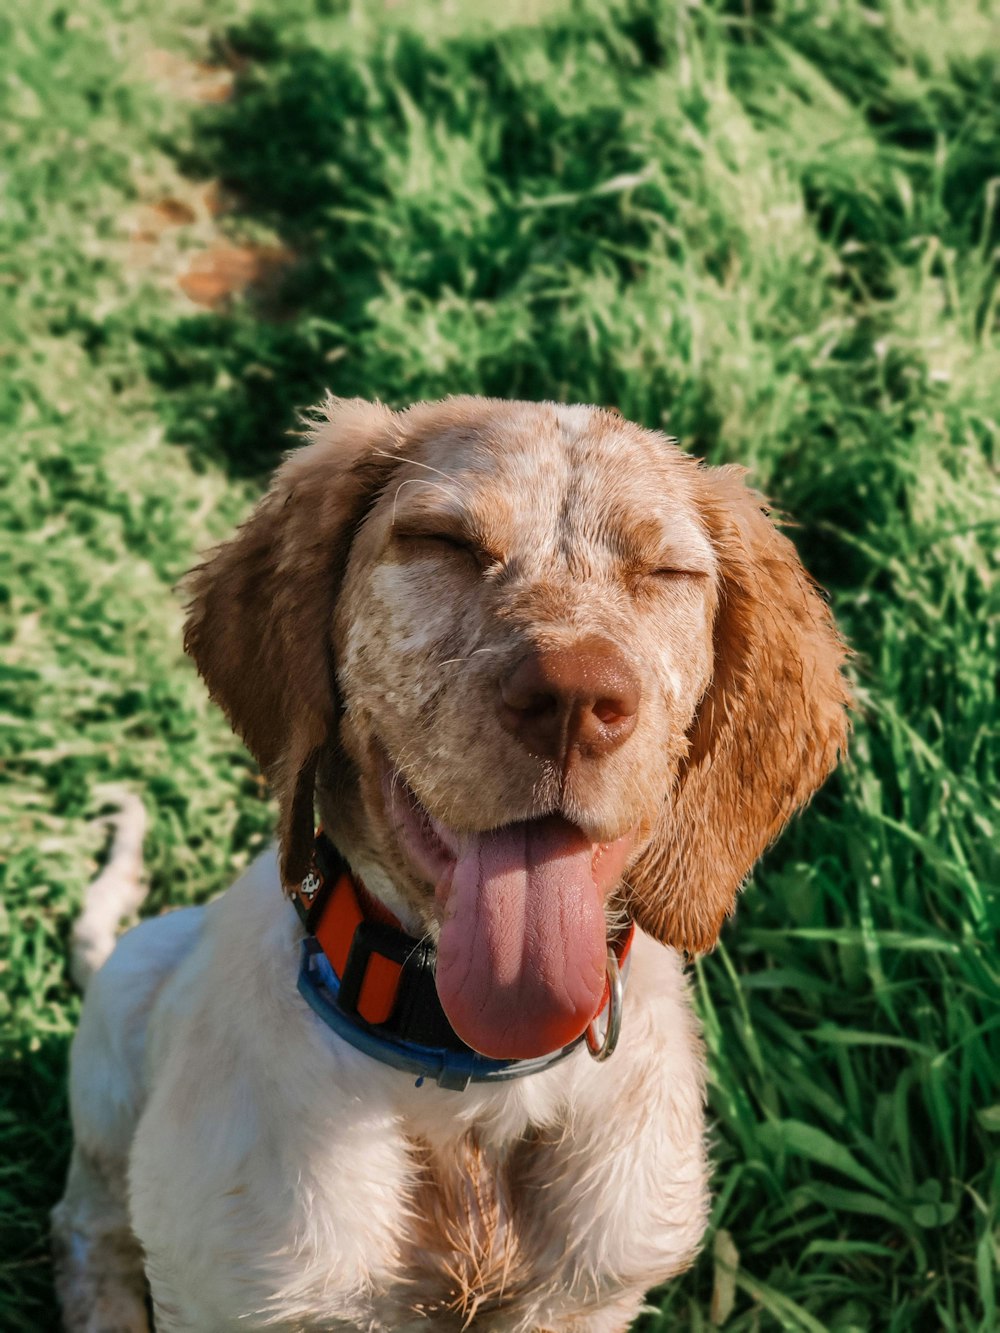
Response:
2,0,997,1328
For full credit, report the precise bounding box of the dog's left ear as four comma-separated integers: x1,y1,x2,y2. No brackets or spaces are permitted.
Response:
626,464,851,953
183,397,401,886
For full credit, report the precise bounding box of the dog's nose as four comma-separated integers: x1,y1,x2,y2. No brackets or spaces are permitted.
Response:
498,639,640,762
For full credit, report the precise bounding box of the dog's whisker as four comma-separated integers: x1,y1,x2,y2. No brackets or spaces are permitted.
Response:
437,647,499,669
370,447,453,484
390,476,452,528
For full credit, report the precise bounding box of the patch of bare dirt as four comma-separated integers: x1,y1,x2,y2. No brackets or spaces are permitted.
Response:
140,47,244,104
128,45,295,309
177,242,294,309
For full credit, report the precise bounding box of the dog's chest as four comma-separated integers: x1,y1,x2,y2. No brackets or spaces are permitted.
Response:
389,1130,554,1326
282,1120,612,1331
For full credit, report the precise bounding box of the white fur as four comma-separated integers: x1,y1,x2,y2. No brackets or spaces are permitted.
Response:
55,848,708,1331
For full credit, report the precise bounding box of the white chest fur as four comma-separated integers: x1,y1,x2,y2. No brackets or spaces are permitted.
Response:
118,856,708,1331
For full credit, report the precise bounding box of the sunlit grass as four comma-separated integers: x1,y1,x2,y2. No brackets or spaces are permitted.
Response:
1,0,997,1327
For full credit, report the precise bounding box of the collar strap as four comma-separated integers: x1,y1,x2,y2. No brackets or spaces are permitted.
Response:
291,832,634,1092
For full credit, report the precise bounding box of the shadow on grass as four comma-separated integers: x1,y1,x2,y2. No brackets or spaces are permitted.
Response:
140,16,697,475
0,1031,73,1332
133,4,1000,895
138,8,999,480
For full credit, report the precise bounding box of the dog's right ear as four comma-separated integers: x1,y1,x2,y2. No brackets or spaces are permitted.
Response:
183,397,401,886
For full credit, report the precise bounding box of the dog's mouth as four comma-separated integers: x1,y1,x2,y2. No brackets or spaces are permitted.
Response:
379,756,635,1060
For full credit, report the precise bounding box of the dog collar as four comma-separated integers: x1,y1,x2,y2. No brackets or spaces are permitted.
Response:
290,832,633,1092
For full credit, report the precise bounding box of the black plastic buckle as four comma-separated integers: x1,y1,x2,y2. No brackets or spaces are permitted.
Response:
339,921,467,1052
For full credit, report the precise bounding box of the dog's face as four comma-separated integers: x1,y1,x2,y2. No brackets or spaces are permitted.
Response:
333,404,721,1057
185,397,849,1060
337,404,717,843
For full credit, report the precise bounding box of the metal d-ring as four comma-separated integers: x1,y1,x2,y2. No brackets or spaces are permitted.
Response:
585,948,623,1062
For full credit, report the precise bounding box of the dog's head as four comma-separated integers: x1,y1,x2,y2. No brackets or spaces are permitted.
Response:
185,397,849,1059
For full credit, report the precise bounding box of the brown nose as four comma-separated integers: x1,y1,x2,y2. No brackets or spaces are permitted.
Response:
498,638,640,762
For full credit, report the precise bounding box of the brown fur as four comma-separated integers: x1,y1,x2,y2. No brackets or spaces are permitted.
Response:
399,1132,544,1327
624,467,851,950
182,397,401,883
184,396,849,952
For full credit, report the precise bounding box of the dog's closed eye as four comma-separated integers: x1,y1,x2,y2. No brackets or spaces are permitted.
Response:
394,526,500,572
647,566,710,580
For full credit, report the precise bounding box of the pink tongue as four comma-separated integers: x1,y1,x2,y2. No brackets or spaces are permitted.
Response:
435,817,607,1059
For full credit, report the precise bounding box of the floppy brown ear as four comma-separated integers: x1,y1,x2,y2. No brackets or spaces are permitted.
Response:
183,397,400,886
626,465,851,953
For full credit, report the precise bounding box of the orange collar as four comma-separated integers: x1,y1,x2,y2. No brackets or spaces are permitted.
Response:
291,831,634,1090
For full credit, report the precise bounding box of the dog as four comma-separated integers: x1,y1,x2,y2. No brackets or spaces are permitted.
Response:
52,397,849,1331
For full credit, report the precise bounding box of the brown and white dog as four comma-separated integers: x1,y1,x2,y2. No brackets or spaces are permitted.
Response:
53,397,849,1331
